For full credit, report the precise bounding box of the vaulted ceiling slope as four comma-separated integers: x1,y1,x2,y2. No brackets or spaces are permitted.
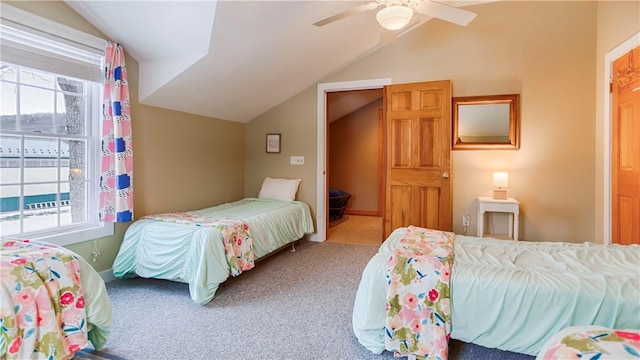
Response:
65,1,491,123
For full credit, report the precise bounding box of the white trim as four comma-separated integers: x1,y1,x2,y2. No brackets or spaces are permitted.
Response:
33,223,115,247
603,32,639,245
0,6,113,246
313,78,391,242
0,3,106,51
1,22,104,82
99,269,116,283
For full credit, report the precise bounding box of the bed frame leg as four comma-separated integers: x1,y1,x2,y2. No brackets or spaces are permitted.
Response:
290,242,296,252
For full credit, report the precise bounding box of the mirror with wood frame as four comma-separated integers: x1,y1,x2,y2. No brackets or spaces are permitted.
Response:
452,94,520,150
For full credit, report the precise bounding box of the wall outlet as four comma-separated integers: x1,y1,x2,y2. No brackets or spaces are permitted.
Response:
462,213,470,227
290,156,304,165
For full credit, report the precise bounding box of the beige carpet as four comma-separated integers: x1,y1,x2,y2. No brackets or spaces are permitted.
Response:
102,240,534,360
327,215,383,246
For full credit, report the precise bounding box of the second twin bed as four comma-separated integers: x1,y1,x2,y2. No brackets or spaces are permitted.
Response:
112,197,314,305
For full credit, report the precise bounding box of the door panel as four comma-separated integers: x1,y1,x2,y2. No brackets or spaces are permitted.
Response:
618,196,633,243
384,80,452,238
419,118,438,167
389,185,412,231
390,92,412,110
391,119,413,167
417,186,441,229
612,46,640,245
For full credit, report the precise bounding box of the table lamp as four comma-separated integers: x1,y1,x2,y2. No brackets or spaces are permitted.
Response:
493,171,509,200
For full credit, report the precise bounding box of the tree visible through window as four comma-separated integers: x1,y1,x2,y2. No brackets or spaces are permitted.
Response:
0,14,111,246
57,77,87,224
0,64,102,241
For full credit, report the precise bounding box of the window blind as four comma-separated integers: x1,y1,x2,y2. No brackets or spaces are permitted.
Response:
0,20,104,83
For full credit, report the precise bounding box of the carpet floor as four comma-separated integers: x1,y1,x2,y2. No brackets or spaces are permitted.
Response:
98,240,534,360
327,215,383,246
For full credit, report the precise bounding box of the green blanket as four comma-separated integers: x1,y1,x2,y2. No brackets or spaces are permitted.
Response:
113,198,314,305
353,229,640,356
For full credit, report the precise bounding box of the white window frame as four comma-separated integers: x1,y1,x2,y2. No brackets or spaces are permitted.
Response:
1,4,113,246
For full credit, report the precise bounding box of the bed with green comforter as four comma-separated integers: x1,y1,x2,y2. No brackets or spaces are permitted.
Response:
352,227,640,357
1,239,112,359
113,198,314,305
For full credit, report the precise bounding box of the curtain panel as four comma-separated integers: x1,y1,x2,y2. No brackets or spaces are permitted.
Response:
99,41,133,222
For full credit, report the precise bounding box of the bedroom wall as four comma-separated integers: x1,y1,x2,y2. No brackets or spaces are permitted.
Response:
7,1,246,272
244,86,318,201
245,1,600,242
329,99,381,214
594,2,640,243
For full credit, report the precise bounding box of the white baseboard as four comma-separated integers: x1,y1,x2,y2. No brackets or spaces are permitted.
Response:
99,269,115,283
308,233,323,242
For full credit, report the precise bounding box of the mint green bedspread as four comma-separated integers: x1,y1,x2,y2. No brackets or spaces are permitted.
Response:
113,198,314,305
79,252,112,350
352,228,640,356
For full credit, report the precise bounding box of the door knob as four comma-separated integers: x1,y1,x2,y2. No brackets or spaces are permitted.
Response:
442,172,450,179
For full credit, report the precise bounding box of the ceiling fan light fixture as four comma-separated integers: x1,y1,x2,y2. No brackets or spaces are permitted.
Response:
376,5,413,31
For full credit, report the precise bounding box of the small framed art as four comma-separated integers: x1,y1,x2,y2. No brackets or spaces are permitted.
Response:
266,133,281,153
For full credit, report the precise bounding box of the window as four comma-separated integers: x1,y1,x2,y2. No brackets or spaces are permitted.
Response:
0,13,112,246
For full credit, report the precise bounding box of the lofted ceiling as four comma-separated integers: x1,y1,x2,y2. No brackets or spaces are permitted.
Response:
65,0,491,123
328,89,382,123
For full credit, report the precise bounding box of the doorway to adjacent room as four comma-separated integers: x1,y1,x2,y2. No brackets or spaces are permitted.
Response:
315,78,390,244
326,215,382,246
326,88,384,245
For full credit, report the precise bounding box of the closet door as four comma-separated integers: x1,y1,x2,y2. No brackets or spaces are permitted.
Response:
612,45,640,244
383,80,452,238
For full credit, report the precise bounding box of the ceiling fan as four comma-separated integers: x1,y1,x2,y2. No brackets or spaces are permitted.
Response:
313,0,477,31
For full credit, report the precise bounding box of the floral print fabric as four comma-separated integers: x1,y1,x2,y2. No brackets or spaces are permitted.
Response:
537,326,640,360
385,226,455,360
1,239,88,360
142,213,255,276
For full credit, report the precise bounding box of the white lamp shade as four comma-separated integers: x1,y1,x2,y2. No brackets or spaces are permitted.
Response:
376,5,413,31
493,172,509,188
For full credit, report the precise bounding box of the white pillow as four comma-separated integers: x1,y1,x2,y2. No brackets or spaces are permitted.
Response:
258,177,302,201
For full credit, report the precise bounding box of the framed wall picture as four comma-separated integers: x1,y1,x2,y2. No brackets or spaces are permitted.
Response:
266,133,281,153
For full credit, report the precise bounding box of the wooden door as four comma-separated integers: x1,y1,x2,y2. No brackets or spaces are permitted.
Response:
383,80,452,238
612,46,640,244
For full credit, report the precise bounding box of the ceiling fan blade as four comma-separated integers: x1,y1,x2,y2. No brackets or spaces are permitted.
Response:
414,0,477,26
313,2,379,27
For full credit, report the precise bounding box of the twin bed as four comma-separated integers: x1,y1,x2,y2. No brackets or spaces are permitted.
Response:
1,178,313,358
353,226,640,358
112,197,315,305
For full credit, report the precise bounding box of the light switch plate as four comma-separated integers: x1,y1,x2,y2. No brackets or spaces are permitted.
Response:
290,156,304,165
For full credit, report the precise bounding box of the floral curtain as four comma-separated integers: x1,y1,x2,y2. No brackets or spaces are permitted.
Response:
99,41,133,222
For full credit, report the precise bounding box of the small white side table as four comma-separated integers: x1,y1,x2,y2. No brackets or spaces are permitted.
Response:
477,196,520,241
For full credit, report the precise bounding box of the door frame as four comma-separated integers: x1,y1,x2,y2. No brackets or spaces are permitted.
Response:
313,78,392,242
603,32,639,244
